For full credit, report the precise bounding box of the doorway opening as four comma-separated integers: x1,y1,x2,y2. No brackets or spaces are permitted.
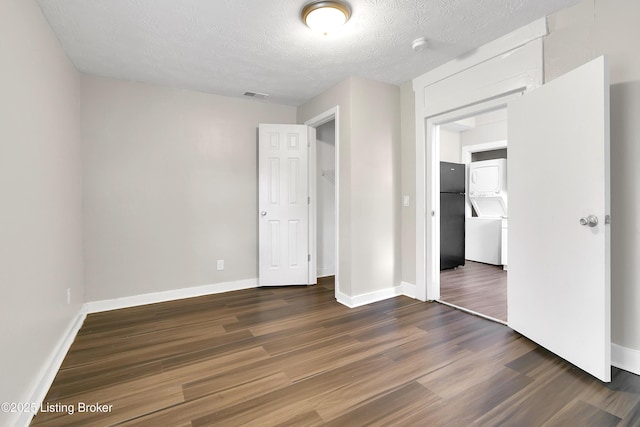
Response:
305,107,339,298
315,120,336,286
435,107,509,323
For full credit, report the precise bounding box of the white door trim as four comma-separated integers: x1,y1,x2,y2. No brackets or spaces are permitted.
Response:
460,140,508,163
414,33,544,301
425,98,520,301
308,126,317,285
305,106,340,296
412,18,547,90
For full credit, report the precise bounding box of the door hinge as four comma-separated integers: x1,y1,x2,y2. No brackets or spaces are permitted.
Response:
308,196,311,205
308,254,311,262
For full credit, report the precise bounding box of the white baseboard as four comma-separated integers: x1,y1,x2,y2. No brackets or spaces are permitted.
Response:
335,290,353,307
14,278,257,426
86,278,258,313
335,285,403,308
612,343,640,376
401,281,417,299
16,306,88,427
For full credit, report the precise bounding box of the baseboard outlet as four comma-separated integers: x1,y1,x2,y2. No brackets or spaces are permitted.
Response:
335,286,403,308
612,343,640,376
401,281,417,299
16,306,88,427
86,278,258,313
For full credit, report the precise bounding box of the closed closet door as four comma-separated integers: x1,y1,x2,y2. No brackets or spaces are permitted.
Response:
258,124,311,286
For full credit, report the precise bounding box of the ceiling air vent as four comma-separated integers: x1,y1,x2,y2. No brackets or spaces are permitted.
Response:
243,91,269,99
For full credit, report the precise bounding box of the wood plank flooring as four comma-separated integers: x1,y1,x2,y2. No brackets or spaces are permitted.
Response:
441,261,508,322
31,277,640,426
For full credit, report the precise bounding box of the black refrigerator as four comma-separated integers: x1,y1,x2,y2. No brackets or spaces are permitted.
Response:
440,161,465,270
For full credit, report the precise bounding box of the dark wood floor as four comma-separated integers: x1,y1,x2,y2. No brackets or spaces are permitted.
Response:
32,277,640,426
441,261,508,322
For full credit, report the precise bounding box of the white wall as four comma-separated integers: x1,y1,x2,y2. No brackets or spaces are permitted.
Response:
460,110,507,148
544,0,640,354
439,109,507,164
350,78,401,297
0,0,84,424
298,77,401,300
316,120,336,277
439,129,462,163
401,83,417,285
81,75,296,301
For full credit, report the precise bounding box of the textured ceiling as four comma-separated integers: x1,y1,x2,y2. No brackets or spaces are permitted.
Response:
36,0,581,106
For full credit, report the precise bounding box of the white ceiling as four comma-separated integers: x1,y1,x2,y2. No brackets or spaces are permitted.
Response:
36,0,580,106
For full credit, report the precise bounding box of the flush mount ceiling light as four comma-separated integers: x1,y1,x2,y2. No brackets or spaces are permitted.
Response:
302,1,351,35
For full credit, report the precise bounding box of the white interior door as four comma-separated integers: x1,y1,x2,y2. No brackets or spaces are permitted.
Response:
508,56,611,381
258,124,310,286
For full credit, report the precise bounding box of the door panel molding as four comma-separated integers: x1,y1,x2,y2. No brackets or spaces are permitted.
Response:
259,124,310,286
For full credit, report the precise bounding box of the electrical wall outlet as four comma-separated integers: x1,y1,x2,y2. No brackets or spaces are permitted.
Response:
217,260,224,270
67,288,71,305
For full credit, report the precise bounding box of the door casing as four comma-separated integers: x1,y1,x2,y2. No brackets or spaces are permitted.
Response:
305,107,340,297
424,95,521,301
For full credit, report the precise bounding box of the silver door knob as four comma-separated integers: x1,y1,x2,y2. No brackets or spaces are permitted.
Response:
260,211,267,217
579,215,598,227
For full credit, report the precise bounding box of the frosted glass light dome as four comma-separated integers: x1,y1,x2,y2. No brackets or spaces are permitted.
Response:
302,1,351,35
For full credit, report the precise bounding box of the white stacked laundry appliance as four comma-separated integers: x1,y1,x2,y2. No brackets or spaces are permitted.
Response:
466,158,508,269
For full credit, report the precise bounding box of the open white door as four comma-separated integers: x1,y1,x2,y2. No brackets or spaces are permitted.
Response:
258,124,312,286
508,56,611,381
